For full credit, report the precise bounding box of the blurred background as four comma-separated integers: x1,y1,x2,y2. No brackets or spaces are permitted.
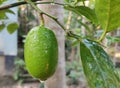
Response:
0,0,120,88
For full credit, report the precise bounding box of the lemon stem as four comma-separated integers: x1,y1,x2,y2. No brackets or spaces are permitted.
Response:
40,13,44,26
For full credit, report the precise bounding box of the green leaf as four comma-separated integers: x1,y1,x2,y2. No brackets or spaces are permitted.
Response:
64,5,98,24
0,23,5,31
7,23,18,34
72,40,79,46
0,10,8,19
0,9,15,19
106,36,120,45
80,39,120,88
0,0,7,4
77,20,91,32
95,0,120,32
0,9,15,15
5,9,15,14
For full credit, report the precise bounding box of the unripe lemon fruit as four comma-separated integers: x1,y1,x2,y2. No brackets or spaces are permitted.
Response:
24,26,58,81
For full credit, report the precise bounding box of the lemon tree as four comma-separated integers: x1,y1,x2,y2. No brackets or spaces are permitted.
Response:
0,0,120,88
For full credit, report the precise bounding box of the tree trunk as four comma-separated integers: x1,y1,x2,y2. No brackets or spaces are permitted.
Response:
38,0,66,88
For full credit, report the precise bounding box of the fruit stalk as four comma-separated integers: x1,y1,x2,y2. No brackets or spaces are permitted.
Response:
40,13,45,26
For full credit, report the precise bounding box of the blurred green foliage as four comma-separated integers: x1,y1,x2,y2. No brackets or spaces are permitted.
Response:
13,57,26,83
0,1,18,33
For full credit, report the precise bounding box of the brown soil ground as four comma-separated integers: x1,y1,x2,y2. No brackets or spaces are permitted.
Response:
0,76,87,88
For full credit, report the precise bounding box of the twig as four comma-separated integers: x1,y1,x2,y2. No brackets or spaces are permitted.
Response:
0,1,66,10
0,0,41,10
25,0,57,20
25,0,66,31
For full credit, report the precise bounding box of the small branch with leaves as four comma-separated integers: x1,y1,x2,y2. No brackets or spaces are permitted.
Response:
0,0,79,40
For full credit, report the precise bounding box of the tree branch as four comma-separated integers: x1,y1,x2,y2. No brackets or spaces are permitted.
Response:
0,0,41,10
0,0,66,10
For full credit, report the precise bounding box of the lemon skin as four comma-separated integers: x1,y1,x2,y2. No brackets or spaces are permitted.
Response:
24,26,58,81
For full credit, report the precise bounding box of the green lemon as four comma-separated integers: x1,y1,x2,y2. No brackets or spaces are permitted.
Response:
24,26,58,81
